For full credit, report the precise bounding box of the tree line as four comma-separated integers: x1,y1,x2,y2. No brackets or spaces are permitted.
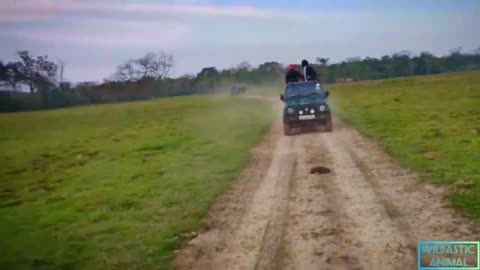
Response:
315,48,480,83
1,47,479,112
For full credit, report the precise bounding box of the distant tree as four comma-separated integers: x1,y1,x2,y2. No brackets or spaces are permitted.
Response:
181,74,195,80
0,61,20,90
0,62,7,88
257,61,282,73
251,61,283,84
196,67,219,78
236,61,253,71
346,57,362,63
76,81,98,88
59,81,72,91
397,50,413,58
194,67,220,93
73,81,99,103
445,47,467,71
414,51,435,74
450,47,462,54
115,61,136,81
342,57,362,80
114,51,174,82
315,57,329,66
392,51,413,76
16,50,58,93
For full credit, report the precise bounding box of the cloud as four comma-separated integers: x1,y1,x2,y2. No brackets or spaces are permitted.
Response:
0,0,77,21
2,21,191,49
0,0,279,22
0,0,296,53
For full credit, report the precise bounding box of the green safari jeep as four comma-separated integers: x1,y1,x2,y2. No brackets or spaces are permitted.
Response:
280,81,332,135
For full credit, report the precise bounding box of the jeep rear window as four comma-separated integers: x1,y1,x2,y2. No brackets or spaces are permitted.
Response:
285,82,325,98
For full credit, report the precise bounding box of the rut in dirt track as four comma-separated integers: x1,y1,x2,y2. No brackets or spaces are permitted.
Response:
176,110,479,270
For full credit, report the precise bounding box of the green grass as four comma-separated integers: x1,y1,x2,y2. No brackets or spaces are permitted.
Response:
328,70,480,218
0,95,274,270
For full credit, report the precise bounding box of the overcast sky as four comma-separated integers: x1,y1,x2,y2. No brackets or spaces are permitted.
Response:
1,0,479,82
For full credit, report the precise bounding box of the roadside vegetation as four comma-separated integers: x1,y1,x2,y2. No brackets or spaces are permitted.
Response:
0,96,273,270
329,70,480,217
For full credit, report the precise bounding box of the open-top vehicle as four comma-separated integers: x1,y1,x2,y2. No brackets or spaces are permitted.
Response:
280,81,332,135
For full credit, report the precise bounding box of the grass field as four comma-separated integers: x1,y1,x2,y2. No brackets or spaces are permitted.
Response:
0,96,274,270
329,70,480,218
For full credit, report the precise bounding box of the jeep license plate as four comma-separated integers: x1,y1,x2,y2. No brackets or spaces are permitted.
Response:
299,115,315,120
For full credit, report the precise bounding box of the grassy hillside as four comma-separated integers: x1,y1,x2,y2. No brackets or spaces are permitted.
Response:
329,71,480,218
0,96,274,270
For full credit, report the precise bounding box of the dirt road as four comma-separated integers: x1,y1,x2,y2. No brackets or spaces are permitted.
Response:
176,102,479,270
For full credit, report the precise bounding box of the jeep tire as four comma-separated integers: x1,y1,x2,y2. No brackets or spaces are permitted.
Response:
324,113,333,132
283,124,293,136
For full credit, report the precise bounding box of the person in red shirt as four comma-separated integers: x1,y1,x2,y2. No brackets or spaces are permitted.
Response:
285,64,304,83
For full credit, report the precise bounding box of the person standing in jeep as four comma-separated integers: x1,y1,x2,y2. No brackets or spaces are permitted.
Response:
301,60,318,81
285,64,304,83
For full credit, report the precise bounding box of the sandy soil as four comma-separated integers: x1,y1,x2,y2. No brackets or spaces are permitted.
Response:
175,101,479,270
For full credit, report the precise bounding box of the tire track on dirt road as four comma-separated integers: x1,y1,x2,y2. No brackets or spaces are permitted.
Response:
283,129,417,270
176,102,479,270
176,121,297,270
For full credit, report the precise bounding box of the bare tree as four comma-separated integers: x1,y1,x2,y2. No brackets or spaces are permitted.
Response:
114,51,174,82
115,61,138,82
155,52,174,79
57,58,67,82
136,52,156,78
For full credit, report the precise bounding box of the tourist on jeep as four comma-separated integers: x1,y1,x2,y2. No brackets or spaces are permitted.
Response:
301,60,318,81
285,64,304,84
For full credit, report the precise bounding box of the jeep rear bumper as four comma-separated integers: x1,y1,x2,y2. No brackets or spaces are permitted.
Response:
283,112,331,127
